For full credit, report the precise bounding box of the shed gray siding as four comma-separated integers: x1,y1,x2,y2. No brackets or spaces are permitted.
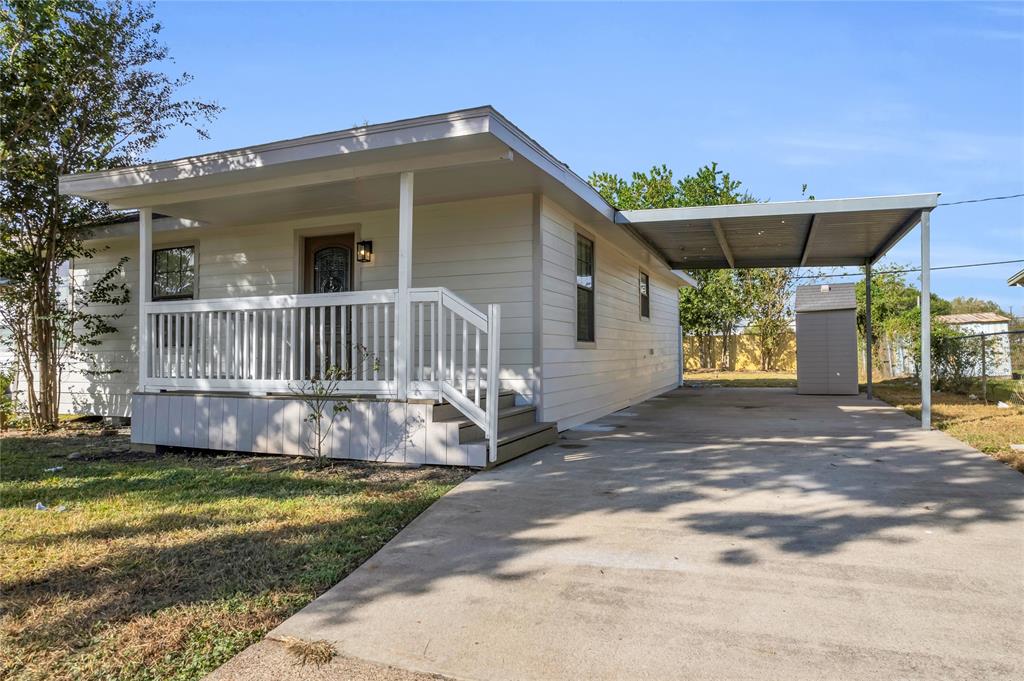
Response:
795,283,858,395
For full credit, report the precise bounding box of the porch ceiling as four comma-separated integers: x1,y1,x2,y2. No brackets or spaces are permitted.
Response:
616,193,940,268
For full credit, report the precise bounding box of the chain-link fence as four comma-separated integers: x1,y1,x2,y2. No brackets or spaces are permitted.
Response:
939,329,1024,406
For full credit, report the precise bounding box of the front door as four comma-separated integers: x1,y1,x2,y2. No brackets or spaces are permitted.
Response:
304,233,355,294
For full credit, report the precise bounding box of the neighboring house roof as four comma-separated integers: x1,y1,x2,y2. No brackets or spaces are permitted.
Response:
936,312,1010,325
1009,268,1024,287
794,283,857,313
58,105,940,273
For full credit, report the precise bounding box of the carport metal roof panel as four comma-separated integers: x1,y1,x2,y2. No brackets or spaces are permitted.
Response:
616,193,940,269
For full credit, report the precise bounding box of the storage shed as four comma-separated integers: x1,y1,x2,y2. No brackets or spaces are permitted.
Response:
795,283,859,395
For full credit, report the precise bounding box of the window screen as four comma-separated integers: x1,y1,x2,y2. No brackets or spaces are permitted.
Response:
639,271,650,319
152,246,195,301
576,234,595,342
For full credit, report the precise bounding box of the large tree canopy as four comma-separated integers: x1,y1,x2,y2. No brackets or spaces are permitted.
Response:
0,0,221,427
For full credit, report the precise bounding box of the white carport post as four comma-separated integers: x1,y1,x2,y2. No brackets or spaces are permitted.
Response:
395,172,414,401
919,209,932,430
864,259,873,399
137,207,152,392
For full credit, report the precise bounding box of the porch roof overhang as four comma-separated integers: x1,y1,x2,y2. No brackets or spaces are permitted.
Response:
58,106,615,229
616,193,941,269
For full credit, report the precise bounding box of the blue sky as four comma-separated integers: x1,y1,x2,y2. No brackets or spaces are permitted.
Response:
151,1,1023,312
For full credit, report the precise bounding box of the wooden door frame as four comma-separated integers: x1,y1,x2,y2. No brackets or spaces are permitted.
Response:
303,232,355,294
292,223,363,294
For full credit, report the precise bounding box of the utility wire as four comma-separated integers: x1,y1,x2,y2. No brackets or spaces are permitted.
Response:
793,258,1024,280
937,193,1024,206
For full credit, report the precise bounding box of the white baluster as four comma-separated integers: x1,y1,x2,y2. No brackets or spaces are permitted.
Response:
371,304,379,380
417,302,424,382
474,327,481,405
462,318,468,396
319,306,326,378
449,309,456,386
380,303,387,382
299,306,306,380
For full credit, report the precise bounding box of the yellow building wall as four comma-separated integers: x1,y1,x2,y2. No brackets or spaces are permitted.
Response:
684,331,796,372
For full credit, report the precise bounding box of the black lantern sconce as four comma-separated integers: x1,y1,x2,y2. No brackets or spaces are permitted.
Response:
356,240,373,263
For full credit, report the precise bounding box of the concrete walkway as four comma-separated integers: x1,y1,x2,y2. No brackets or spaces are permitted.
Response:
227,388,1023,680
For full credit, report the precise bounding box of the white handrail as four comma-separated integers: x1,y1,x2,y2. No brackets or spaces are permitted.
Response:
432,289,501,462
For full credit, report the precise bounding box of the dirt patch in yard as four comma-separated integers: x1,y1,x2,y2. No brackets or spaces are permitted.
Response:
0,426,471,680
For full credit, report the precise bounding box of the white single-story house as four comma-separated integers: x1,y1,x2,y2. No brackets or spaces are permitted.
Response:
935,312,1013,377
57,106,942,466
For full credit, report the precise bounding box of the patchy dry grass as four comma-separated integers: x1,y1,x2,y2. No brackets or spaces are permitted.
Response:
872,378,1024,474
0,427,471,681
273,636,336,667
686,369,798,388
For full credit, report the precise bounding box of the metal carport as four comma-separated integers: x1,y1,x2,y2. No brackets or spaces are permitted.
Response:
614,193,941,429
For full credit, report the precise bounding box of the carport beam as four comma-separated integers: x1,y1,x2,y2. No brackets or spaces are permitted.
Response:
865,259,872,399
711,219,735,268
920,209,931,430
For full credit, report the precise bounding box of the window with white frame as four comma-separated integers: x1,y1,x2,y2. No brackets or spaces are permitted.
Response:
576,233,595,343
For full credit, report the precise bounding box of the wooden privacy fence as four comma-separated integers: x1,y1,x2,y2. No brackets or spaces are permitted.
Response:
684,331,796,372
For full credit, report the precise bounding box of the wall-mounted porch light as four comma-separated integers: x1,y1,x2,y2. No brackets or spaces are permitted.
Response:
356,240,373,263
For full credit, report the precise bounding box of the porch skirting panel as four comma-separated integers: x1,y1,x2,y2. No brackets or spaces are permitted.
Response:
130,392,486,467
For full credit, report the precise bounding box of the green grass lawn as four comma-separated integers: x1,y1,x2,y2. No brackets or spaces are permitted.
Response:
0,428,471,681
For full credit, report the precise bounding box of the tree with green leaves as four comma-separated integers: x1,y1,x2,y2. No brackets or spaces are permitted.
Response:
855,266,954,378
0,0,221,428
590,162,754,368
947,296,1008,317
740,268,796,370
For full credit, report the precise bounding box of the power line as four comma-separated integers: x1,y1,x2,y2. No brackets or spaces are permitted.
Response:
793,258,1024,280
937,193,1024,206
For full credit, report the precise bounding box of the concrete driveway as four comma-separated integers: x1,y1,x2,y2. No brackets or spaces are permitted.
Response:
252,388,1022,680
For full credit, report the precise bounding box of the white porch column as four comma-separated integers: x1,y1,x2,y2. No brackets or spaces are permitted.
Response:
395,172,414,400
919,209,931,430
138,207,153,392
865,259,873,399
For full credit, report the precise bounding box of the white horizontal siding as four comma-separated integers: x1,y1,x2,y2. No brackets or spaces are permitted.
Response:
67,193,536,417
539,196,680,429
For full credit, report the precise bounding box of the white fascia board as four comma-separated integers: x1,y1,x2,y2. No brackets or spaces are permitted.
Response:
58,106,498,198
485,112,616,223
672,270,698,287
616,193,940,225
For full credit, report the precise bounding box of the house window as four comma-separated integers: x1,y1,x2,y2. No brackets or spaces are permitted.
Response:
639,271,650,320
576,233,595,343
152,246,195,301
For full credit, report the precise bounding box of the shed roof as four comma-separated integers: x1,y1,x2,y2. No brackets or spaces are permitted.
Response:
935,312,1010,325
795,283,857,313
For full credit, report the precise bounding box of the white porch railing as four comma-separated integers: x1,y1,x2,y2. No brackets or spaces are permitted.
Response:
142,287,501,460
